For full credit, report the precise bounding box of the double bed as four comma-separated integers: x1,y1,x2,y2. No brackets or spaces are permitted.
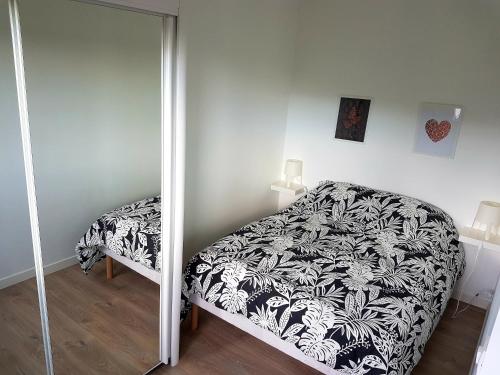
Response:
75,181,465,374
181,181,465,374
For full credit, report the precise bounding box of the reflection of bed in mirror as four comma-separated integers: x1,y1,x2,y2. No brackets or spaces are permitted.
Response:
76,196,161,285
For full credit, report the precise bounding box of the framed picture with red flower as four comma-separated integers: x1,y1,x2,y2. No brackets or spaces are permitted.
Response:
414,102,463,158
334,97,371,142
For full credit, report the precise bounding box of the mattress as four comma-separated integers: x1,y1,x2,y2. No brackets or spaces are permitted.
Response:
76,196,161,273
181,181,465,374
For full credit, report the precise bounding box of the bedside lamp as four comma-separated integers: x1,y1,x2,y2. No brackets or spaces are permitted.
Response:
472,201,500,241
284,159,302,188
270,159,305,196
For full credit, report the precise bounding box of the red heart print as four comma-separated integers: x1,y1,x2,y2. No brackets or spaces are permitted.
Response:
425,119,451,142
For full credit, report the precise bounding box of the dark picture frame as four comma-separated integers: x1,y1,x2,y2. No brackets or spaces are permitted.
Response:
334,97,371,142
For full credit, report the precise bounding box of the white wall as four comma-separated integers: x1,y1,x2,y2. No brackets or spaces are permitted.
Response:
0,0,162,283
4,0,497,307
181,0,300,259
282,0,500,307
0,0,35,284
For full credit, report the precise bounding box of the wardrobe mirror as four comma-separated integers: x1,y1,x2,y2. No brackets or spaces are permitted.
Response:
19,0,162,373
0,0,47,372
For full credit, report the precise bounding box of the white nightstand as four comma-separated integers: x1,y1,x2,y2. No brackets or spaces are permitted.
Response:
459,227,500,373
270,180,306,196
454,227,500,311
271,180,306,210
459,227,500,252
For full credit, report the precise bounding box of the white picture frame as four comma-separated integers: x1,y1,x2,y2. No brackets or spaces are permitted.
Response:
414,102,463,159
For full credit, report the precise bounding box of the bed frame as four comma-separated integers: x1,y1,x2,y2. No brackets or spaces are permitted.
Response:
189,295,339,375
103,248,161,285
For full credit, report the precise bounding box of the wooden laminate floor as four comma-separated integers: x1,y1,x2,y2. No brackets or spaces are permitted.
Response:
0,263,486,375
0,261,159,375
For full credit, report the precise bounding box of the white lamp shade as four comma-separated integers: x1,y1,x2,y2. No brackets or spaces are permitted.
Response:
472,201,500,239
284,159,302,179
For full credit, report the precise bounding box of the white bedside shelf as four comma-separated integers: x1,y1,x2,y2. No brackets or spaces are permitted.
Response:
459,227,500,252
270,181,306,196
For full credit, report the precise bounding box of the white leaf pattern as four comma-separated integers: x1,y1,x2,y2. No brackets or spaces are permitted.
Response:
76,196,161,272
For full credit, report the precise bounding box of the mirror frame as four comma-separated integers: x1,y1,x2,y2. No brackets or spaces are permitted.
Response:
7,0,185,372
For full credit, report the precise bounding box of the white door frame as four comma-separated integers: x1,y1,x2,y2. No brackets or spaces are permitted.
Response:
7,0,185,372
160,12,176,365
7,1,54,373
74,0,179,16
169,8,186,365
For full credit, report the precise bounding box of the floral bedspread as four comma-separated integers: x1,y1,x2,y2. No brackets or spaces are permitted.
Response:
76,196,161,272
181,182,464,374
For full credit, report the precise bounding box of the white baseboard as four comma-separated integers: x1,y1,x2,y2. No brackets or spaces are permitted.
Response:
0,255,79,290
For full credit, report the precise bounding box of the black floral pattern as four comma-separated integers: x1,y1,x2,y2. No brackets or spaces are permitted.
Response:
182,182,465,374
76,196,161,272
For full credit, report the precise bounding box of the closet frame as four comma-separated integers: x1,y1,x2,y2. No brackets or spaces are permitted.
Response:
7,0,186,373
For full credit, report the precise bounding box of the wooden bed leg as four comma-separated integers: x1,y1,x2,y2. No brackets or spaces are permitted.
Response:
106,256,113,280
191,304,199,331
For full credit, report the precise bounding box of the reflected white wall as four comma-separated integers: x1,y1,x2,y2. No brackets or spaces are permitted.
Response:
0,0,34,285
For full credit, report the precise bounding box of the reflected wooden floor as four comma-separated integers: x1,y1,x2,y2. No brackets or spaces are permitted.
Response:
158,299,485,375
0,263,485,375
0,273,45,373
0,261,159,375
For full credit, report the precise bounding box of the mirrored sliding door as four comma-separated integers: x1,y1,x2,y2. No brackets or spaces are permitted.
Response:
0,0,46,372
17,0,163,373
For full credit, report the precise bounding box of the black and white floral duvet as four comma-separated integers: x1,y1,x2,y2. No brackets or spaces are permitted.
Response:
182,181,465,374
76,196,161,273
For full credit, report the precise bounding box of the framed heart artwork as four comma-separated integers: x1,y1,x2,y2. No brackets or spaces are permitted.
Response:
414,102,463,158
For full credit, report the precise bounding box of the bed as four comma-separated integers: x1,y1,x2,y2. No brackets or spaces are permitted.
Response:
75,196,161,284
181,181,465,375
